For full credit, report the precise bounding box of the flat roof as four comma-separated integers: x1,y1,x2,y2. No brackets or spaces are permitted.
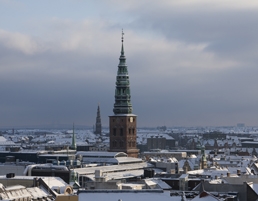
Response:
73,162,152,176
82,156,142,165
76,151,127,158
78,190,176,201
84,169,144,181
143,151,186,154
241,141,258,144
38,154,74,157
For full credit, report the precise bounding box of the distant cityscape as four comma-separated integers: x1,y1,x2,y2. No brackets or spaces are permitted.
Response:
0,33,258,201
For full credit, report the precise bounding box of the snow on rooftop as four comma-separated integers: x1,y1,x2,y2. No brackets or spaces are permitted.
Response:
41,176,70,191
26,187,49,199
144,178,171,189
78,190,176,201
249,183,258,195
76,151,127,158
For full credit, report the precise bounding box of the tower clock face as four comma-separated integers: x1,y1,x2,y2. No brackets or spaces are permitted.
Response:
130,117,133,122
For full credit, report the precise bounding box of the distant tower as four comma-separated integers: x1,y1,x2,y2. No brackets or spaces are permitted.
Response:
71,123,77,150
94,104,102,134
183,158,191,173
109,30,139,157
200,147,207,169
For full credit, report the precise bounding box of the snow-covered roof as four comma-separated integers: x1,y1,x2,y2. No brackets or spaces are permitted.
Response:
26,187,49,199
144,178,171,189
78,190,177,201
116,157,143,164
249,183,258,195
0,136,7,142
77,162,150,173
76,151,127,158
187,167,232,179
41,177,70,190
0,136,15,145
91,169,145,181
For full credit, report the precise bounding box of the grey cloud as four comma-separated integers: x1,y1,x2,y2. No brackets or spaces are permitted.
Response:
127,7,258,62
1,2,258,128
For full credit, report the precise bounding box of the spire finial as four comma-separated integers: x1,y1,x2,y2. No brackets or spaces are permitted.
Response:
121,29,125,56
121,29,124,43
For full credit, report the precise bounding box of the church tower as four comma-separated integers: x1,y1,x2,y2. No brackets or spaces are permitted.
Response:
200,147,207,169
109,31,139,158
94,104,102,134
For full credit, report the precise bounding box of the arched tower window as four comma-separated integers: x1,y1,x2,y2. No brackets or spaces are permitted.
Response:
132,141,136,147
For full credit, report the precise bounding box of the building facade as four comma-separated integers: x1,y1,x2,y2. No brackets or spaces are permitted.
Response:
109,31,139,158
147,136,176,150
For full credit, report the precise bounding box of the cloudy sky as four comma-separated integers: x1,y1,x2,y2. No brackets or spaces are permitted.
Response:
1,0,258,128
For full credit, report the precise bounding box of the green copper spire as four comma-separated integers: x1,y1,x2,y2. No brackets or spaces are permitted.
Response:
113,30,133,114
71,123,77,150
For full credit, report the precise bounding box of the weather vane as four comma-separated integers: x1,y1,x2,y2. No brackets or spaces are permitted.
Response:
122,29,124,42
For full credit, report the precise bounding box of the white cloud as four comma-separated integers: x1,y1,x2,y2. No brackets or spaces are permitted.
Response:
0,30,44,55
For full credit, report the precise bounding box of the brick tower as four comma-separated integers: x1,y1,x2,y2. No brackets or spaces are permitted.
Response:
109,30,139,158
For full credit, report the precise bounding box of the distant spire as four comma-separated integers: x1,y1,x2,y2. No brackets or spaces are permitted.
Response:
71,123,77,150
95,104,102,134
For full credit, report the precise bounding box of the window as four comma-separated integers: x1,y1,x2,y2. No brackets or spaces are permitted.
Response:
120,141,124,147
120,128,123,136
113,128,116,136
113,141,117,147
128,141,132,147
129,128,131,134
